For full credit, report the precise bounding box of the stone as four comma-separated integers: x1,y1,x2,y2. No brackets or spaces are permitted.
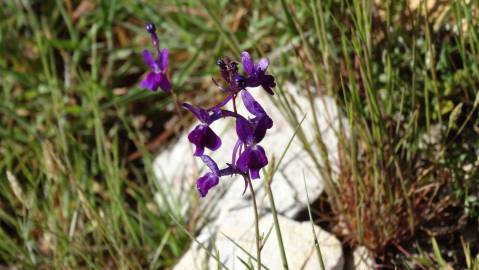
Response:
173,208,344,270
348,246,375,270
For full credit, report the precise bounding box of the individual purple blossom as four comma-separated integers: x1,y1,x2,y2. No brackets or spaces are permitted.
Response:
183,103,222,156
139,23,171,92
237,145,268,179
196,155,221,197
233,91,272,179
196,172,219,197
196,155,242,197
241,51,276,95
234,113,269,179
240,90,273,139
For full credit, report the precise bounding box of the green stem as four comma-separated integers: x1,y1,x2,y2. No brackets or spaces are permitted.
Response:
265,174,289,269
246,175,261,270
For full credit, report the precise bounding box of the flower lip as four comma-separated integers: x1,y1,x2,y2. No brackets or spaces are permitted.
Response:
197,172,219,197
187,124,222,156
236,145,268,179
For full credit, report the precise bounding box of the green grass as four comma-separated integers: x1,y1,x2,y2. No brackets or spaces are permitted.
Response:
1,0,478,269
274,0,479,264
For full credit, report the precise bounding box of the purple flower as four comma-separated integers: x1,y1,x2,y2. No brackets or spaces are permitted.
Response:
197,172,220,197
215,58,246,93
187,125,221,156
237,145,268,179
196,155,221,197
139,23,171,92
182,51,277,197
233,92,272,179
235,115,269,179
183,103,222,156
241,90,273,138
196,155,245,197
241,51,276,95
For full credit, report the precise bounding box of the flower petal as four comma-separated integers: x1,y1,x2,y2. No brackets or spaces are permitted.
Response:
261,74,276,95
182,103,209,123
207,94,234,112
256,58,269,72
204,126,222,151
237,145,268,179
200,155,220,176
187,124,222,156
236,147,252,173
158,73,171,92
160,48,168,71
241,90,267,116
140,72,160,92
252,115,273,143
196,172,219,197
143,50,157,70
241,51,254,75
231,139,242,166
250,169,261,179
235,115,254,143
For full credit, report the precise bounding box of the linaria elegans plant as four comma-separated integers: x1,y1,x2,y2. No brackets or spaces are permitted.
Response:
183,51,276,270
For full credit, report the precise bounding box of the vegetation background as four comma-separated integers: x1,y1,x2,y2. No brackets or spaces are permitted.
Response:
0,0,478,269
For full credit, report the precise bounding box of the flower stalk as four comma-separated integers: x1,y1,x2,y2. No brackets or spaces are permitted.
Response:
245,174,262,270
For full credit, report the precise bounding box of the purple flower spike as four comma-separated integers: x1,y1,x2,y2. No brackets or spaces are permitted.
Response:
140,24,171,92
237,145,268,179
197,172,219,197
241,51,276,95
182,51,277,197
188,124,221,156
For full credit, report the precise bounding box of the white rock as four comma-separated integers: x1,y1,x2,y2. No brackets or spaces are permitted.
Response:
153,84,342,219
174,208,344,270
349,246,375,270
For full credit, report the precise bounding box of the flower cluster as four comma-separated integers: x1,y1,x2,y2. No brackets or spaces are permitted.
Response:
184,52,276,197
139,23,276,197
